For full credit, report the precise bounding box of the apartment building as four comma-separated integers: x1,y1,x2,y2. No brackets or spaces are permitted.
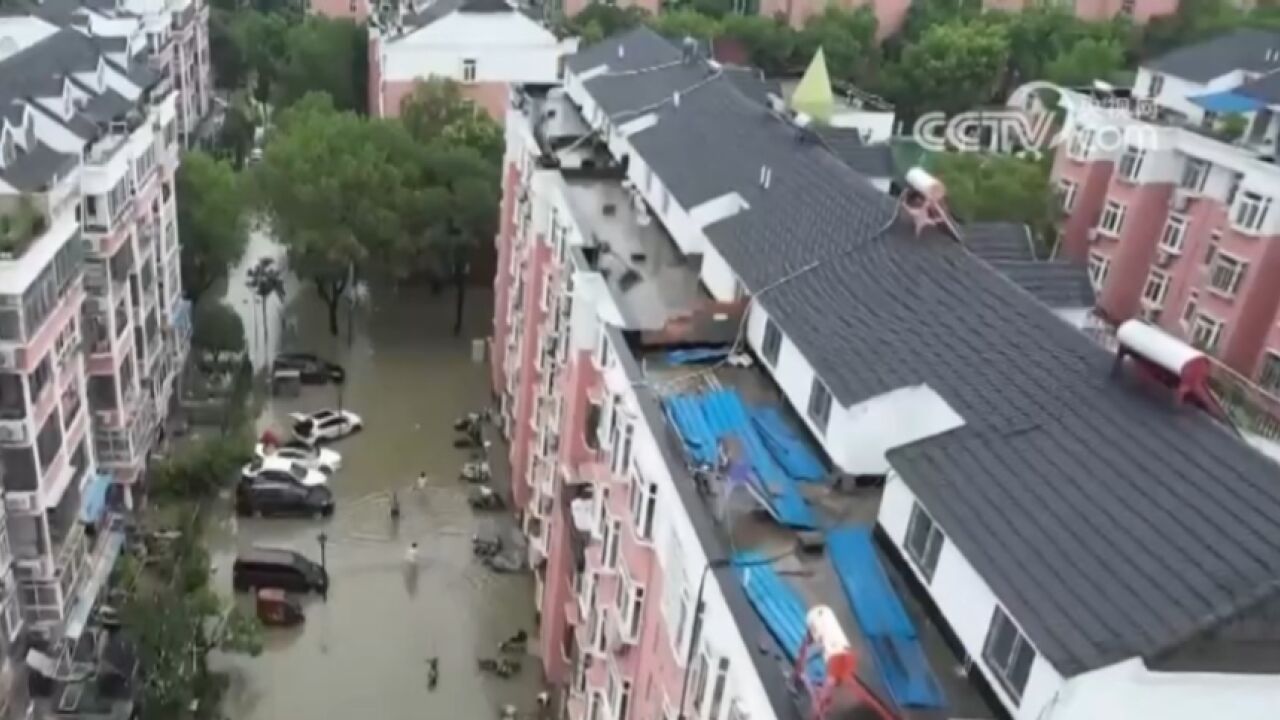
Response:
368,0,575,122
1053,28,1280,389
29,0,213,148
495,26,1280,720
0,12,187,718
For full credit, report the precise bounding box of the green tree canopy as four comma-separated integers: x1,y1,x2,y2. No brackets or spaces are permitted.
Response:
796,7,879,84
177,151,249,303
274,17,368,113
399,78,504,164
1045,37,1127,86
930,151,1059,257
255,94,419,334
880,21,1011,120
191,299,245,365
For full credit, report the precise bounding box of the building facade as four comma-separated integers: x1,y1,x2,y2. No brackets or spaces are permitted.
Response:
497,27,1280,720
0,12,188,718
1053,28,1280,392
368,0,574,123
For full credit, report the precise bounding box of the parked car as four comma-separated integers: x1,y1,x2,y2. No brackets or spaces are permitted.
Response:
241,456,328,487
233,547,328,594
272,352,345,385
236,478,334,518
290,409,363,445
254,441,341,474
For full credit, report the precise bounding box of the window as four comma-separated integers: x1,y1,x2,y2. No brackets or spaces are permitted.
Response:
1117,146,1146,182
1182,291,1199,325
1190,314,1224,352
1058,178,1078,213
1087,251,1110,291
1067,127,1094,159
587,692,604,720
620,580,645,639
1147,72,1165,97
597,329,611,368
1142,270,1170,307
1098,200,1126,235
704,657,730,720
905,503,944,580
761,318,781,366
1233,191,1273,233
1159,215,1187,253
1204,229,1222,265
983,607,1036,704
1226,172,1243,206
603,517,621,570
461,58,477,83
1259,352,1280,393
608,664,632,720
612,423,633,476
629,474,656,541
691,647,711,709
1180,157,1210,192
806,377,832,432
1208,254,1247,296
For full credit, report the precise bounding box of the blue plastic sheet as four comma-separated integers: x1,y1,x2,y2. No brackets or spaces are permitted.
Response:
666,348,730,365
751,407,826,482
827,526,945,709
734,552,825,684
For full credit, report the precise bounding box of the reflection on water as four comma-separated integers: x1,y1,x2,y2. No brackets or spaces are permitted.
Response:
207,278,542,720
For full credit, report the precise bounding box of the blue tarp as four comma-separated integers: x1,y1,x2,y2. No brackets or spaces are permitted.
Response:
79,472,112,524
734,552,825,684
1189,90,1264,114
751,407,826,482
827,527,946,709
666,348,730,365
663,389,817,529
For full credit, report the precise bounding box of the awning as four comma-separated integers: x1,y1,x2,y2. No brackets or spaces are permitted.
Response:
64,530,125,641
78,473,112,525
1189,90,1264,114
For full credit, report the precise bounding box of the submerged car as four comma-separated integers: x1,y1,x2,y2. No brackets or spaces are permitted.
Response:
236,478,334,518
290,409,363,445
254,441,341,473
241,456,328,487
233,547,328,594
272,352,345,385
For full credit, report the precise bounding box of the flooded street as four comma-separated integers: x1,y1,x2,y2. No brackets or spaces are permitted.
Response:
201,274,543,719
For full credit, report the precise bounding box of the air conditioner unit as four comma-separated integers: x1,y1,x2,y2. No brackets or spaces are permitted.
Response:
1155,250,1175,268
0,425,24,443
1087,228,1101,243
1169,190,1191,212
1142,306,1162,322
0,349,15,370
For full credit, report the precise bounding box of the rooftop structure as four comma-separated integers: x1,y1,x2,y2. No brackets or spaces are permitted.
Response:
498,25,1280,720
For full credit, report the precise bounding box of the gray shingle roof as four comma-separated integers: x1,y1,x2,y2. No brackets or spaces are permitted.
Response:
566,25,683,76
1148,28,1280,83
1,142,78,191
989,260,1096,309
1235,69,1280,104
963,221,1036,262
813,126,895,178
573,27,1280,678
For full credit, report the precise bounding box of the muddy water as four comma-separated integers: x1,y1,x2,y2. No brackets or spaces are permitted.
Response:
204,281,543,720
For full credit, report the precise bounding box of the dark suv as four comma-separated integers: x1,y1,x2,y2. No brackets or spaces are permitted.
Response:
233,547,328,594
236,478,334,518
272,352,345,385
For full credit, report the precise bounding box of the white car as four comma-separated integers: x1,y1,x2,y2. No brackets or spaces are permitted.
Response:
241,456,328,488
290,409,363,445
254,442,342,474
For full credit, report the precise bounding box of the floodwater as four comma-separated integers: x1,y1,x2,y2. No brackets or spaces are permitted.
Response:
221,224,293,370
203,273,544,720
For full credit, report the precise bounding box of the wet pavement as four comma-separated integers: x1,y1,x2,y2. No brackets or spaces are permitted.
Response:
202,277,544,720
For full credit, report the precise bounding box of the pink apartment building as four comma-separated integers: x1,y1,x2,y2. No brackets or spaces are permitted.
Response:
983,0,1177,22
1053,28,1280,392
0,13,189,718
368,0,573,122
494,26,1280,720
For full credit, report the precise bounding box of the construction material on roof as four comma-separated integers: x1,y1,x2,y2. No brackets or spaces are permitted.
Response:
827,527,945,709
664,389,817,529
751,407,826,482
1189,89,1264,113
666,347,730,365
734,552,825,683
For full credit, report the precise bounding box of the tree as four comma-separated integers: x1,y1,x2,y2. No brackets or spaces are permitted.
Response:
191,300,245,368
796,7,879,84
246,257,286,349
649,9,722,43
209,9,247,91
930,152,1059,257
214,91,257,168
879,21,1010,121
719,14,797,75
177,152,249,304
560,4,648,42
1045,37,1126,86
398,79,504,164
148,432,251,501
274,17,368,112
230,11,290,104
256,94,418,334
1139,0,1241,57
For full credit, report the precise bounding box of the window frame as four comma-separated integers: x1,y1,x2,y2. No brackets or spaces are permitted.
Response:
1233,190,1273,233
904,502,945,581
461,58,477,83
1258,351,1280,394
1207,252,1248,297
1058,178,1078,213
1189,313,1224,352
1087,251,1110,291
1158,214,1187,253
1180,157,1210,193
1117,146,1146,182
761,318,782,366
982,606,1037,705
806,376,832,433
1141,270,1170,307
1098,200,1126,235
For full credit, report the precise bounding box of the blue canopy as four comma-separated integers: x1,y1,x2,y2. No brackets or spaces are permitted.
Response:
79,472,112,524
1189,90,1264,114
